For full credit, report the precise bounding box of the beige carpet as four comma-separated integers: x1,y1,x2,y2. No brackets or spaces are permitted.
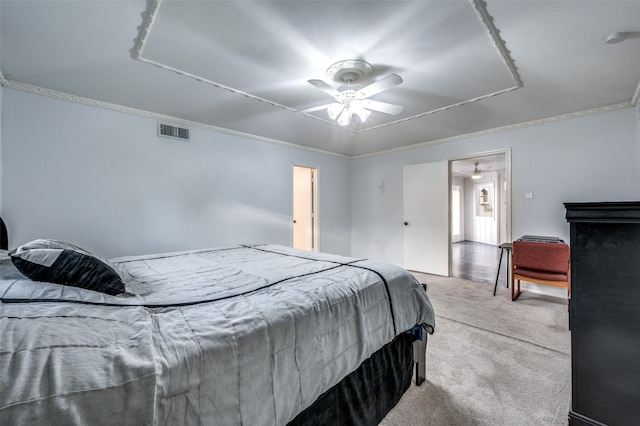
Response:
380,274,571,426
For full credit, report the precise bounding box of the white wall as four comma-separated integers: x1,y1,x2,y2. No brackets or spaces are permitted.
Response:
2,89,352,257
351,107,638,268
0,84,3,214
3,86,639,273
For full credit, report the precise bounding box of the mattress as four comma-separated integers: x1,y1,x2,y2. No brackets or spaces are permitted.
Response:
0,244,435,425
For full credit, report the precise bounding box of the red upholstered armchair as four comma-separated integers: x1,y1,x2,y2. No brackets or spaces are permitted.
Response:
511,240,570,301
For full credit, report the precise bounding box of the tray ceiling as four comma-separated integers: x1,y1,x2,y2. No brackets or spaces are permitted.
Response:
1,0,639,157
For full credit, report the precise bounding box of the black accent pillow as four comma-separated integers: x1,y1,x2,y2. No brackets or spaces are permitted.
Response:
9,239,126,295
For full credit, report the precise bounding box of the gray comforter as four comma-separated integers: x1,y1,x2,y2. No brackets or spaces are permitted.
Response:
0,244,435,425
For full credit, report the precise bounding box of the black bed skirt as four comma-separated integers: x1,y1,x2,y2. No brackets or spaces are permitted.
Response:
287,332,417,426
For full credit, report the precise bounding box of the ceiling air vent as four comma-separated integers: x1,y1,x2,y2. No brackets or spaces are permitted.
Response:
158,123,190,141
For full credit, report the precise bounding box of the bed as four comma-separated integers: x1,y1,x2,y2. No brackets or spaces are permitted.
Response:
0,240,435,425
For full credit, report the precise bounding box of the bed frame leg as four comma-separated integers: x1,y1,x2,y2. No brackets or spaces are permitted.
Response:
412,328,428,386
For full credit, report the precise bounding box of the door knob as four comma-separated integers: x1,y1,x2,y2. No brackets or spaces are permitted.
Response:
404,221,409,226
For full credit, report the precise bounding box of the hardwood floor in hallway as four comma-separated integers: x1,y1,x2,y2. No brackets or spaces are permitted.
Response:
451,241,509,288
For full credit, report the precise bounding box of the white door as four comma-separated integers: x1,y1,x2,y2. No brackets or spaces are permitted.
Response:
403,161,449,275
293,166,316,251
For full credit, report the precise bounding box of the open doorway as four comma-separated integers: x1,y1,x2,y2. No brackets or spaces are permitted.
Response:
292,165,318,251
449,151,510,284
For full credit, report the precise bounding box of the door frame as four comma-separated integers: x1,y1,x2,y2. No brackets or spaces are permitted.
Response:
451,184,463,243
447,148,512,272
292,164,318,251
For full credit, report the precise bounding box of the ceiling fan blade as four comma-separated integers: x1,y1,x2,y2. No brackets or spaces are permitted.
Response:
359,99,403,115
307,79,340,98
355,74,403,99
300,103,335,113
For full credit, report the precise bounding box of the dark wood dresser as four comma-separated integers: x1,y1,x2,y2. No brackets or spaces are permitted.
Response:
565,202,640,426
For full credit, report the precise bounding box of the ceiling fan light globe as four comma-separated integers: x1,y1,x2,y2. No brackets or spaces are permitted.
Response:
354,106,371,123
471,163,482,179
327,104,344,120
337,108,353,126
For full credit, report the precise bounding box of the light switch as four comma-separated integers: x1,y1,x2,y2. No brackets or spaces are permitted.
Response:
525,190,533,199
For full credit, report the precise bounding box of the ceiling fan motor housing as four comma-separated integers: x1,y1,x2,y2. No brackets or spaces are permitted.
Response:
326,59,374,84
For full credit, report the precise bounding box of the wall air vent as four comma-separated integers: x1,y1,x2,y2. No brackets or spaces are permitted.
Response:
158,123,190,140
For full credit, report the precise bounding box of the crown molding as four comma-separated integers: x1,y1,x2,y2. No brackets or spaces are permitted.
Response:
353,101,632,159
130,0,161,60
472,0,523,89
2,79,350,159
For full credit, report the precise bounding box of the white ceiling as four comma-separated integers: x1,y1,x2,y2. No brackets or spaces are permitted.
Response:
1,0,639,157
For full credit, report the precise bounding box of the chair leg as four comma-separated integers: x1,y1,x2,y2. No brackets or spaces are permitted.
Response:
493,248,504,296
511,278,522,301
510,253,514,300
510,253,521,301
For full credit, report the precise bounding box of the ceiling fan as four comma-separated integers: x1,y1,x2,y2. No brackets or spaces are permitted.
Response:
302,59,404,126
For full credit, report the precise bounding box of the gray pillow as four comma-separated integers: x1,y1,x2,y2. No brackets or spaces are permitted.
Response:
9,239,126,295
